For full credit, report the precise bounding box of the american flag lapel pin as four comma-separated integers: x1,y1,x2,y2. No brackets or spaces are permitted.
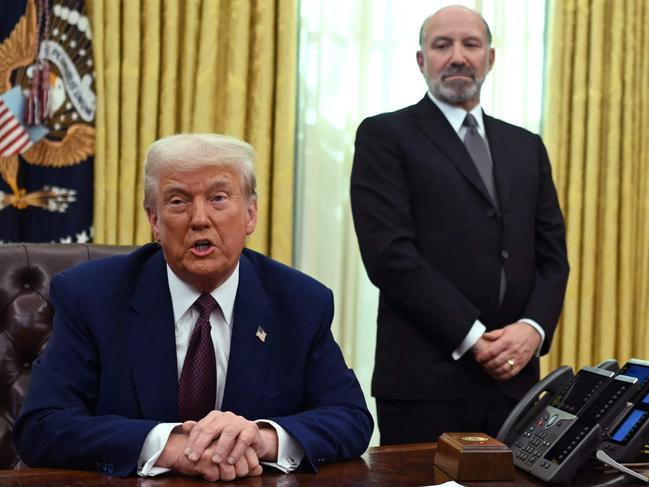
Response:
256,326,267,343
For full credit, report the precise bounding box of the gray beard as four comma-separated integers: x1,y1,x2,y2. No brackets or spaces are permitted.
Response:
431,79,481,105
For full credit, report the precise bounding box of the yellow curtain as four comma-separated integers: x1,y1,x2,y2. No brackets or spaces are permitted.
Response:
542,0,649,375
88,0,296,263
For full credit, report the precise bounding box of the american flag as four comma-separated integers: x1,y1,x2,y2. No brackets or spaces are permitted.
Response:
0,98,32,156
256,326,267,343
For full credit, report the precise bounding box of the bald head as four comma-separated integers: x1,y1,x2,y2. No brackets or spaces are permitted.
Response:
419,5,492,48
415,4,495,110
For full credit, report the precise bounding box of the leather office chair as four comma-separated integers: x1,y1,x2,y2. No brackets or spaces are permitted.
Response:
0,243,136,468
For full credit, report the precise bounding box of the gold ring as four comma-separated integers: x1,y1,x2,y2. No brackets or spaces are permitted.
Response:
507,359,516,370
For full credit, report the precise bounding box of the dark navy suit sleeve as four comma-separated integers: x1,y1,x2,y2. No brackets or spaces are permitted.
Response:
270,289,373,471
14,272,158,477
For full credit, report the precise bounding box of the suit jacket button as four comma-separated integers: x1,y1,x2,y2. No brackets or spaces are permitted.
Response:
501,249,509,259
486,208,496,218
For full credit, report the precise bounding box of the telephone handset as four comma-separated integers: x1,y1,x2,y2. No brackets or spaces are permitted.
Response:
503,366,639,483
595,358,620,373
598,358,649,462
497,365,574,446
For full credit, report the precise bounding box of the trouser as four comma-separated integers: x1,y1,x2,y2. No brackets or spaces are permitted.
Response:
376,384,518,445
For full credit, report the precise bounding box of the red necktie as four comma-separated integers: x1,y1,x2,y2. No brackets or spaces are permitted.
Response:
178,293,218,421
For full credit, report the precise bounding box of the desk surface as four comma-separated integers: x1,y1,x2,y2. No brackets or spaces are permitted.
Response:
0,443,645,486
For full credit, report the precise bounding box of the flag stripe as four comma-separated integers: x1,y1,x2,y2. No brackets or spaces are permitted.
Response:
0,117,20,138
0,98,31,156
1,132,31,156
0,111,15,129
14,136,32,154
0,121,23,149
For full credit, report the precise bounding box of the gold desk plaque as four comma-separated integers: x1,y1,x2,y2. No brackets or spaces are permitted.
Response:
434,432,514,481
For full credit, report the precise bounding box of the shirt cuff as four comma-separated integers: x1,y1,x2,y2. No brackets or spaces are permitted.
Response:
452,320,486,360
137,422,181,477
255,419,304,473
519,318,545,356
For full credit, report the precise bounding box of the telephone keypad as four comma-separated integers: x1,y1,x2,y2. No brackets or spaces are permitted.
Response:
512,411,572,473
526,454,540,466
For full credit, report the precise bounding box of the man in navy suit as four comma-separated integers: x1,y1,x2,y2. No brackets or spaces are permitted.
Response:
350,6,569,444
15,134,372,481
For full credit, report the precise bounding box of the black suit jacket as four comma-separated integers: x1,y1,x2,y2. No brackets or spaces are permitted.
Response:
350,95,569,401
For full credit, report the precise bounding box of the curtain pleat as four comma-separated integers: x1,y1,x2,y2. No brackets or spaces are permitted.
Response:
90,0,296,263
118,1,141,244
542,0,649,375
269,0,296,262
134,0,161,242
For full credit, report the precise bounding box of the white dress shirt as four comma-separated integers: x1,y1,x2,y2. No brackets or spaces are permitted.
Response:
137,264,304,476
426,92,545,359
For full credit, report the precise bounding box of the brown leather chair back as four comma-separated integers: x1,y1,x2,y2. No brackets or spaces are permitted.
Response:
0,243,136,468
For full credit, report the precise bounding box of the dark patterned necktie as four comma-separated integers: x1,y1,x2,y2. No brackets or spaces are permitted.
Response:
178,293,218,422
463,113,498,209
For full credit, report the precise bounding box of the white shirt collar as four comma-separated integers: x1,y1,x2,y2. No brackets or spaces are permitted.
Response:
427,91,486,136
166,263,239,327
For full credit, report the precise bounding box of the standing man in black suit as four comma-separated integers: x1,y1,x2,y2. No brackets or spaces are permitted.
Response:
350,5,569,444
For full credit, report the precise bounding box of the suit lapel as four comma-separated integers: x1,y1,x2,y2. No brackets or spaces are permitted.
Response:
412,95,494,205
484,114,512,214
123,248,179,421
221,251,274,419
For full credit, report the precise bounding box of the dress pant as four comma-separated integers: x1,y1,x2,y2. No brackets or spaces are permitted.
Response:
376,382,518,445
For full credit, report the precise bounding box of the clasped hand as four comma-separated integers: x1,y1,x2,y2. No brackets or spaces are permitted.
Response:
472,321,541,380
158,410,278,482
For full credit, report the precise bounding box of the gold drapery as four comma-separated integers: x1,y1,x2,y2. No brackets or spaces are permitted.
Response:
542,0,649,374
88,0,296,263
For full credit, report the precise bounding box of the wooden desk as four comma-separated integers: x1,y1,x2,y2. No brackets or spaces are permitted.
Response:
0,443,645,486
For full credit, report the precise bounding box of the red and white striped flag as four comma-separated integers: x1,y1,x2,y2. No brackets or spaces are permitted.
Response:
256,326,267,343
0,98,32,157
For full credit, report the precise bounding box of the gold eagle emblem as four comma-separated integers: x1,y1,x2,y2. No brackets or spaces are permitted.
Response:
0,0,95,212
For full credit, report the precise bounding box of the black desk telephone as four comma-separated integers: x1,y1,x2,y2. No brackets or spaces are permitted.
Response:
599,359,649,462
497,364,641,483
